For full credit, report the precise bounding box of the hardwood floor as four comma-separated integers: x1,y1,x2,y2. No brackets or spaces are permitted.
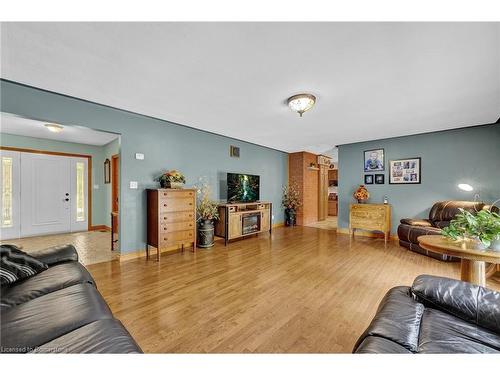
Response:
87,226,500,353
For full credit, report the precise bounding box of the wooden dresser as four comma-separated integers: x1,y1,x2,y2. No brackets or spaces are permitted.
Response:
146,188,196,261
349,203,391,244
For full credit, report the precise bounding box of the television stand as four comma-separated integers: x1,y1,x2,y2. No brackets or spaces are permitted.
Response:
215,202,272,245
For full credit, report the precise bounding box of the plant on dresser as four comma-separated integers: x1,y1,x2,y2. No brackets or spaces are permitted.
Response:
195,178,220,249
157,169,186,189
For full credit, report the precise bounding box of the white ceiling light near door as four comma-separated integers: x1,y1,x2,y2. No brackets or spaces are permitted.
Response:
288,94,316,117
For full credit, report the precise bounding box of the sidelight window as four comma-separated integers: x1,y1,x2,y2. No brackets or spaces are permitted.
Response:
2,157,13,227
76,162,85,221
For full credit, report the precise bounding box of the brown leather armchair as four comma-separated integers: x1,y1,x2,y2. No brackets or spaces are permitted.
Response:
397,201,496,262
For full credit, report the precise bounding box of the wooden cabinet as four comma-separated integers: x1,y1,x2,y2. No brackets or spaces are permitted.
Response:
349,203,391,244
215,202,272,245
147,189,196,261
328,200,338,216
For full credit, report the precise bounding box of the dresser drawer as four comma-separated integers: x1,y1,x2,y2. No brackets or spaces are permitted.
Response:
159,221,195,233
159,211,195,223
158,190,195,199
351,210,386,220
159,230,194,245
159,197,194,212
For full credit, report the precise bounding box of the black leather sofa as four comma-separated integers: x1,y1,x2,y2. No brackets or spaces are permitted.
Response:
353,275,500,353
1,244,142,353
397,201,497,262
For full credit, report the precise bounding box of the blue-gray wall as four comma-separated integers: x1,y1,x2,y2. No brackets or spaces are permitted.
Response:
0,80,288,253
338,124,500,233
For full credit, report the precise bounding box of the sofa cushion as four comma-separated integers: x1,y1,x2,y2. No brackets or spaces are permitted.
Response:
0,283,112,353
1,261,95,309
428,201,486,223
31,319,142,354
412,275,500,335
418,308,500,353
27,244,79,266
353,286,424,353
355,336,412,354
0,245,48,286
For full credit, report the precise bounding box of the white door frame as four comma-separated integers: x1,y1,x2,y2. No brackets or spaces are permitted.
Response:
0,147,92,239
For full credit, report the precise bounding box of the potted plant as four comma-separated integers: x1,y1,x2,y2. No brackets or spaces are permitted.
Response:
195,178,220,248
353,185,369,203
441,208,500,251
157,170,186,189
282,183,302,226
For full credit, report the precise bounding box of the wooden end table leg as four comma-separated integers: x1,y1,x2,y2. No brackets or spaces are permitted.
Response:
460,259,486,286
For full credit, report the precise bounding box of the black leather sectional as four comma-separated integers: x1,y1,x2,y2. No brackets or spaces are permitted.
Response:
1,244,142,353
353,275,500,353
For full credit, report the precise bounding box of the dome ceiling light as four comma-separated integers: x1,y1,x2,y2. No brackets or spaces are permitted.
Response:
287,93,316,117
44,123,64,133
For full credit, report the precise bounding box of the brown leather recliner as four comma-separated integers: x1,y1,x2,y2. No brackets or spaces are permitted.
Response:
397,201,497,262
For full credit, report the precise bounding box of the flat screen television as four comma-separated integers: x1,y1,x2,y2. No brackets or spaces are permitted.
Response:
227,173,260,202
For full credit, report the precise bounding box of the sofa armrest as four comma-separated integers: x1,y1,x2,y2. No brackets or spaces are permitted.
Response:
399,218,433,227
29,244,79,265
411,275,500,335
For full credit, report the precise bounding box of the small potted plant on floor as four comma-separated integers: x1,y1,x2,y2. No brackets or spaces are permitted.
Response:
195,178,220,248
441,208,500,250
282,182,302,226
157,169,186,189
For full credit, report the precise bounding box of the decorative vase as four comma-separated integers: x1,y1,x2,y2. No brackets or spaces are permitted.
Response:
197,219,215,248
285,208,296,226
160,180,184,189
464,236,488,251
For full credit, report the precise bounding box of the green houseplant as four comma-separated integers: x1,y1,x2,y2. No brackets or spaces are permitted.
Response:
282,182,302,226
195,178,220,248
441,208,500,250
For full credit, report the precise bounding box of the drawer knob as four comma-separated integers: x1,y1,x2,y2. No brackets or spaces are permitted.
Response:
164,237,168,241
164,227,167,231
189,202,193,205
164,204,167,207
163,193,167,196
163,217,167,220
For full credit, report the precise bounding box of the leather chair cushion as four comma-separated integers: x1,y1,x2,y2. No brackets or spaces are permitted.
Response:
418,308,500,353
353,286,424,352
355,336,412,354
28,244,79,265
397,224,442,244
412,275,500,335
31,319,142,354
0,283,112,353
1,262,95,309
428,201,487,223
399,218,433,227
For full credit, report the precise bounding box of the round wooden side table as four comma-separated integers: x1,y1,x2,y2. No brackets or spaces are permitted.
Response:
418,235,500,287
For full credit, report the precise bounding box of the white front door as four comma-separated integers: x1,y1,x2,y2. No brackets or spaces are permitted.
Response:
0,150,21,240
16,153,89,238
20,153,72,237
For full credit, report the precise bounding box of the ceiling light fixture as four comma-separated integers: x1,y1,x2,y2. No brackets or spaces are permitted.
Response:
45,123,64,133
458,183,474,192
287,93,316,117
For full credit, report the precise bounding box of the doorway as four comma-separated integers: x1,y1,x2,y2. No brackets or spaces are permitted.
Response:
0,148,90,240
111,154,119,250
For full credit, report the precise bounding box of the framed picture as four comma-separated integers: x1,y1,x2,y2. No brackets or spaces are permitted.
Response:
389,157,421,184
364,148,384,172
364,174,374,184
375,174,385,184
104,158,111,184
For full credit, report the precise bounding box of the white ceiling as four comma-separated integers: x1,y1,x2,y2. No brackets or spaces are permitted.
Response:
0,113,119,146
1,22,498,153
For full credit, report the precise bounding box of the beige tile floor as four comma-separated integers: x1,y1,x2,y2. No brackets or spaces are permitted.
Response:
1,230,118,266
304,215,338,231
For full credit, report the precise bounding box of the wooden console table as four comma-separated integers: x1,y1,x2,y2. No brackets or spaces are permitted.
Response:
418,235,500,286
215,202,272,245
349,203,392,244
